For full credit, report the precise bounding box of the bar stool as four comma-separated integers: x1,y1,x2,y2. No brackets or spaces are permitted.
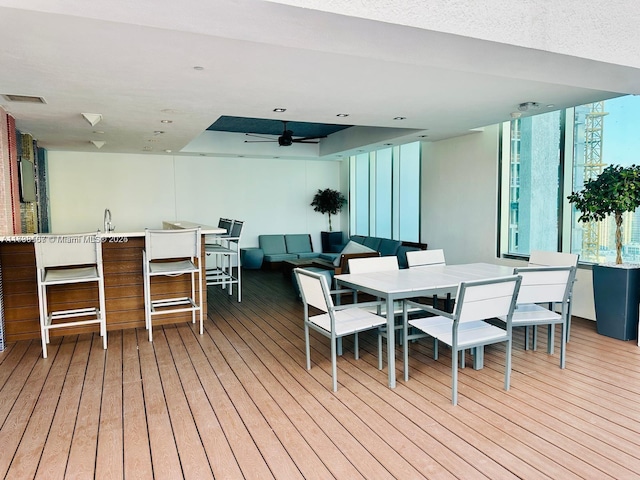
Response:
34,232,107,359
205,220,243,302
142,227,203,341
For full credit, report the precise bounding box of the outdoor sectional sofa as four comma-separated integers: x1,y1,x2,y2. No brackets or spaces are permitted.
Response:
257,233,426,271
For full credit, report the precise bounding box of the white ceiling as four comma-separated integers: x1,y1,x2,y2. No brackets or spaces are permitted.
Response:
0,0,637,160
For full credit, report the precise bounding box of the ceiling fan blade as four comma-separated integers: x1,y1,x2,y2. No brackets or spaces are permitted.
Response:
245,133,277,141
244,140,277,143
293,135,327,142
292,135,326,143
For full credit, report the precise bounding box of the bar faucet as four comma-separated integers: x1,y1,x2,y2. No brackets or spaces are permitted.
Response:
103,208,114,232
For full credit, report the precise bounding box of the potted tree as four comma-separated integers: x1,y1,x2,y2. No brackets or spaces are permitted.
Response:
568,164,640,340
311,188,347,253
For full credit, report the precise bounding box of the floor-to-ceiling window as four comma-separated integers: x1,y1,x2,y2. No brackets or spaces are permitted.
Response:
349,142,421,242
501,94,640,263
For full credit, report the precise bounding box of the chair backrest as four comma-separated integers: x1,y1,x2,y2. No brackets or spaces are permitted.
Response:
455,275,521,324
229,220,243,238
347,255,399,274
513,266,575,305
406,249,446,268
145,227,201,261
295,268,332,313
528,250,579,268
218,218,233,234
34,233,102,268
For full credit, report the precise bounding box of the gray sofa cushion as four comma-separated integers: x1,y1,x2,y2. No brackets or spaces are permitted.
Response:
363,236,382,251
378,238,401,257
285,234,313,254
263,253,298,262
259,235,287,256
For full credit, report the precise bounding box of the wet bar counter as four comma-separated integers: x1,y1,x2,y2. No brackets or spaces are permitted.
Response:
0,223,223,343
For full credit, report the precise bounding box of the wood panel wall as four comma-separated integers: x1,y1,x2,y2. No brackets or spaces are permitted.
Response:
0,237,207,342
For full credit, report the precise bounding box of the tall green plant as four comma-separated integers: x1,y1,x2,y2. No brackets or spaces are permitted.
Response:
567,164,640,264
310,188,346,231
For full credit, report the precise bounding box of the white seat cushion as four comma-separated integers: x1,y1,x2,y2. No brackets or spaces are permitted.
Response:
409,316,508,348
43,266,99,284
310,308,386,336
149,259,198,275
498,303,562,326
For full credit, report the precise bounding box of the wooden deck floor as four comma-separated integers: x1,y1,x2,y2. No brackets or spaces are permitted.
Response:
1,268,640,479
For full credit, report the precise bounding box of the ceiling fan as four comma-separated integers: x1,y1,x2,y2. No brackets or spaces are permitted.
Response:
244,121,326,146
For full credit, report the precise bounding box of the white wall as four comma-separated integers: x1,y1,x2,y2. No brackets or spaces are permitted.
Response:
422,127,595,320
46,151,345,250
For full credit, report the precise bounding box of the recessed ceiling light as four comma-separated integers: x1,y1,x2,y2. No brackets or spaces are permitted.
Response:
336,113,349,117
418,135,428,138
393,117,406,120
153,131,165,135
164,149,172,153
546,104,555,108
143,146,153,151
160,119,172,124
273,108,286,113
193,66,204,71
384,143,393,146
93,130,104,134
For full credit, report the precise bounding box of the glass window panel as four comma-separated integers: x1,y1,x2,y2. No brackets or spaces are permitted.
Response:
374,148,392,238
398,142,420,242
349,142,421,242
507,111,561,255
571,96,640,263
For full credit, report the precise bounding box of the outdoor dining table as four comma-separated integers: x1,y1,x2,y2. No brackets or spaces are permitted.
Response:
335,262,514,388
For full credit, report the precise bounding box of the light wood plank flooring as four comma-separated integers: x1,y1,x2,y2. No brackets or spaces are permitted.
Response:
1,268,640,479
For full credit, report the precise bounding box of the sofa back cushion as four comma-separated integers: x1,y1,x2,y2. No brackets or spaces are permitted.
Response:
285,234,313,254
350,235,366,245
259,235,287,255
363,236,382,251
378,238,401,257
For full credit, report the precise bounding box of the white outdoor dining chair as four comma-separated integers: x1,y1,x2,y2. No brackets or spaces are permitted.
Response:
406,249,455,312
497,265,576,368
143,227,203,342
34,232,107,359
528,250,579,341
295,267,387,392
403,275,521,405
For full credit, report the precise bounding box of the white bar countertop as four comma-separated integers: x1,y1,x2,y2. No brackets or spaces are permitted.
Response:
0,220,226,241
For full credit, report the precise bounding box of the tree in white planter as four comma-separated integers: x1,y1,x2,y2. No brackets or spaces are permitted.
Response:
310,188,346,232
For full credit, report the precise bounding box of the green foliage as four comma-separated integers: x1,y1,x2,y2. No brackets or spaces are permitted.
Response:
568,164,640,264
310,188,346,215
310,188,347,231
567,164,640,223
